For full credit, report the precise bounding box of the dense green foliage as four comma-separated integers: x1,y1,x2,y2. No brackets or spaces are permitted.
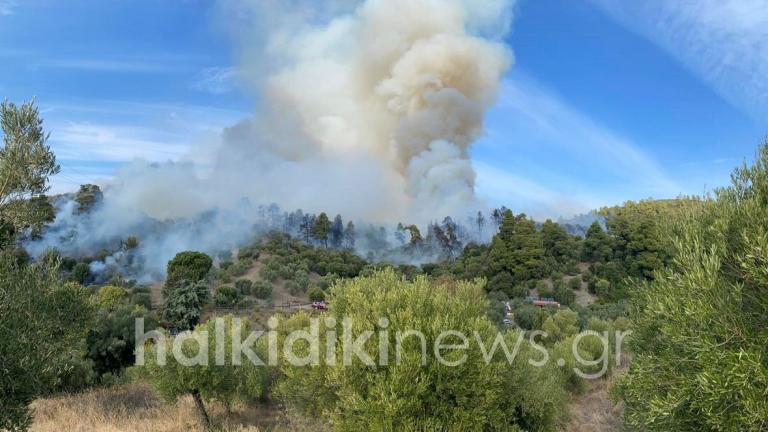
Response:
278,269,569,431
86,304,157,377
0,100,59,249
0,257,94,430
488,211,546,285
541,219,579,269
141,316,270,430
258,232,367,278
214,285,245,308
617,145,768,431
74,184,103,214
581,221,612,263
164,251,213,295
162,280,210,332
311,212,332,247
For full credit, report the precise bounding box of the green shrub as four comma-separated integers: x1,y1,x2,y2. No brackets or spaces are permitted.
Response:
292,270,310,291
514,304,546,330
225,259,251,278
509,284,529,299
238,245,260,261
318,273,340,290
94,285,128,311
541,309,579,345
564,261,581,275
0,258,94,430
252,281,273,300
554,283,576,307
308,287,326,302
568,275,582,290
69,262,91,284
260,261,282,282
537,280,554,298
131,292,153,310
50,356,97,393
486,271,514,295
594,279,611,297
235,279,254,295
285,280,303,296
87,305,157,377
132,285,151,294
214,286,244,308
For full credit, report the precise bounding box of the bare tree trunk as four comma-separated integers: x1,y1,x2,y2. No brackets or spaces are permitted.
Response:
191,389,211,431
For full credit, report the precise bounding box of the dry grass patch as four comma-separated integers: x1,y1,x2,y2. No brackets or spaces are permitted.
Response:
30,384,315,432
562,366,626,432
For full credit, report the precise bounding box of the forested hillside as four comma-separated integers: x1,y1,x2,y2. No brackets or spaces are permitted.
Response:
2,100,767,431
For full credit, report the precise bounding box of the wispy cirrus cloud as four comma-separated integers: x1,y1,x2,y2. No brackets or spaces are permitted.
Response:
190,66,241,94
34,58,186,73
591,0,768,124
53,122,189,162
473,74,681,217
42,99,249,192
474,161,600,219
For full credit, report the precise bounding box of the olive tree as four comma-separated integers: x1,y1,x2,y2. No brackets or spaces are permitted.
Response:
0,257,94,430
0,100,59,249
617,143,768,430
141,316,270,431
277,269,568,431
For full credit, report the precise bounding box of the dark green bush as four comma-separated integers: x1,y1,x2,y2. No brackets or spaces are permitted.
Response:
225,260,251,278
69,262,91,284
86,305,157,377
131,292,153,310
252,281,273,300
235,279,254,295
238,245,260,261
214,286,243,308
554,283,575,307
260,264,280,282
486,271,514,295
514,304,546,330
308,287,326,302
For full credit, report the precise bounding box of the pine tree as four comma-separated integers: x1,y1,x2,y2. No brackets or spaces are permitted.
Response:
581,221,612,263
541,219,578,265
312,212,332,248
476,210,486,240
299,213,315,244
343,221,356,249
330,215,344,248
406,224,423,246
394,222,406,245
488,211,545,284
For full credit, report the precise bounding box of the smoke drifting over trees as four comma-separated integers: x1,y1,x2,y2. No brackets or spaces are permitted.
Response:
26,0,516,280
101,0,512,221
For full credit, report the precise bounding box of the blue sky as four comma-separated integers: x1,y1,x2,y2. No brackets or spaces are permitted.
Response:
0,0,765,218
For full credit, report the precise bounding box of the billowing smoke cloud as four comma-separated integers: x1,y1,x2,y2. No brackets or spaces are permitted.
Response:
27,0,514,279
129,0,513,222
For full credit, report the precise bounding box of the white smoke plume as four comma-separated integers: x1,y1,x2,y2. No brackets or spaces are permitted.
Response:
131,0,513,222
28,0,514,279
